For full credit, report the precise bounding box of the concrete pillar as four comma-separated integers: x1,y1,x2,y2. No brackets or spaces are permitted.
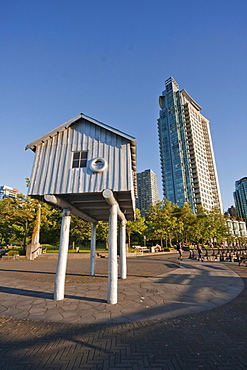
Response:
119,220,127,279
90,222,97,276
107,203,118,304
54,209,71,300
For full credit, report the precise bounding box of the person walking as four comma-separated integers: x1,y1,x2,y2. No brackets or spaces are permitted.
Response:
176,241,183,260
197,242,203,261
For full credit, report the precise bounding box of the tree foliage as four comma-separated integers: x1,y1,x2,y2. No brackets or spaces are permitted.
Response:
146,200,179,247
144,199,232,246
69,215,91,245
0,195,38,245
0,194,60,246
126,209,147,248
96,221,109,248
0,192,233,249
174,203,197,244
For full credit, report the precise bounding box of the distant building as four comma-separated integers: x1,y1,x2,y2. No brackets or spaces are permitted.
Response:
234,177,247,224
136,169,159,216
158,77,223,213
0,185,18,199
227,206,237,218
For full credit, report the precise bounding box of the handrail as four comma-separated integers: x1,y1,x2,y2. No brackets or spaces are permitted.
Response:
31,245,43,254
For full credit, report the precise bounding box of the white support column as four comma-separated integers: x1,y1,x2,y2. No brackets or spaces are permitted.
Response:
107,203,118,304
119,220,127,279
54,209,71,300
90,222,97,276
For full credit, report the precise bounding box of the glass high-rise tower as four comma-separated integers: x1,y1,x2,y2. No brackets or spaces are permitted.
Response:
157,77,223,213
234,177,247,224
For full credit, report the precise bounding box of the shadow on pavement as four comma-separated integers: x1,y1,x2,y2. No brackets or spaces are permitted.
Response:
0,266,247,370
0,286,106,303
0,256,246,368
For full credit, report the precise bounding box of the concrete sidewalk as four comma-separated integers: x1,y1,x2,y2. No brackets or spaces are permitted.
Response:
1,253,247,369
0,253,243,324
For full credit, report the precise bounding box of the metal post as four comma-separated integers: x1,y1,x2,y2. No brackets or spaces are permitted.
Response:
90,222,97,276
107,203,118,304
119,220,127,279
54,208,71,300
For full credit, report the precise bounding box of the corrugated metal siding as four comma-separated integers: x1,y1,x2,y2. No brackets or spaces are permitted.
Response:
28,120,134,196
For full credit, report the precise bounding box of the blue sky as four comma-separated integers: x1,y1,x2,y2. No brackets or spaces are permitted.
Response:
1,0,247,211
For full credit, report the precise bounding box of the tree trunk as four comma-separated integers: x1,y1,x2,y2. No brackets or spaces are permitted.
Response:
23,219,28,249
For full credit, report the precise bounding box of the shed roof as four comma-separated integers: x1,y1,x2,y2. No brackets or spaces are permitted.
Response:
25,113,136,150
25,112,137,173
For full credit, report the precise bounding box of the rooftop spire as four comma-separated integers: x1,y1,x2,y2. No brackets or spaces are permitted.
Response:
165,77,179,92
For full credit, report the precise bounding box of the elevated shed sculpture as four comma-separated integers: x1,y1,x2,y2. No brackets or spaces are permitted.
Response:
26,113,137,304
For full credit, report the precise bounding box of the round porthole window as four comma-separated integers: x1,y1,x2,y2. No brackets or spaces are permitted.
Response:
89,158,108,173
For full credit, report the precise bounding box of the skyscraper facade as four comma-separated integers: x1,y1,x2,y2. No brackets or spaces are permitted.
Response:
136,169,159,216
158,77,223,213
234,177,247,224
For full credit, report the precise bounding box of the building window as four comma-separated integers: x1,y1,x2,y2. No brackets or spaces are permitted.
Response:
72,151,88,168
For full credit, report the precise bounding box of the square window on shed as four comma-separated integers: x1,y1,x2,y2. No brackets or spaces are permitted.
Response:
72,151,88,168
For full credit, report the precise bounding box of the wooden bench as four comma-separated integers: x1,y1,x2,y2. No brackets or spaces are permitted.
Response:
133,246,150,253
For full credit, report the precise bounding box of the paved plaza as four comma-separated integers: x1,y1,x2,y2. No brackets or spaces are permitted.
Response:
0,252,247,369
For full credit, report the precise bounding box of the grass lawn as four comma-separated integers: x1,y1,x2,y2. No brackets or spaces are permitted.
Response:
42,244,108,253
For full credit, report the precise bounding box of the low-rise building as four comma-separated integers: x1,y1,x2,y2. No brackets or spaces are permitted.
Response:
0,185,18,199
226,218,247,238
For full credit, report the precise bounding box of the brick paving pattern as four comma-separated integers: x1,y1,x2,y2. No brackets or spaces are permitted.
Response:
0,253,247,369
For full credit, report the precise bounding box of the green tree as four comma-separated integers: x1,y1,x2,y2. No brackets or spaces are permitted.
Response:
69,215,91,246
96,221,109,249
0,195,61,246
25,177,30,193
39,204,61,246
191,205,207,243
204,208,231,244
145,199,178,247
193,206,231,245
126,209,147,249
174,203,197,245
0,194,38,245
